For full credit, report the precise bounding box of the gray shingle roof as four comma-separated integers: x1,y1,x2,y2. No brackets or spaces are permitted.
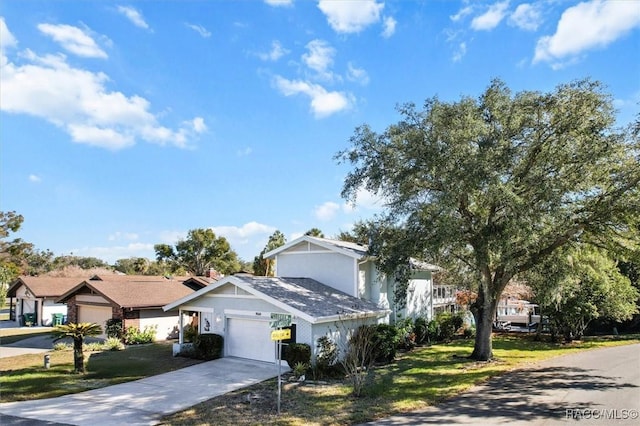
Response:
232,274,385,320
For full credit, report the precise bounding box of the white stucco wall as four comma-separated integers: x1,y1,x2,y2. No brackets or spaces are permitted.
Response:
276,252,356,296
139,309,181,340
42,300,67,326
396,270,434,321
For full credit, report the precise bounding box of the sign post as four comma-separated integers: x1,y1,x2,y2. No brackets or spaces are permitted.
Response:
270,313,292,415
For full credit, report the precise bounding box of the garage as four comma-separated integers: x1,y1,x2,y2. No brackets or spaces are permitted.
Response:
77,304,112,337
226,318,275,363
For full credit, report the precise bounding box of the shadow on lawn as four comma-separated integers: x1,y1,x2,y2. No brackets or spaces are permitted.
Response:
368,365,638,425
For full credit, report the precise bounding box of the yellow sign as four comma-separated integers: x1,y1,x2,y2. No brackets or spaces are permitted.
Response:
270,329,291,341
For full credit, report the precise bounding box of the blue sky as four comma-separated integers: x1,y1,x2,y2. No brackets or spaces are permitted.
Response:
1,0,639,264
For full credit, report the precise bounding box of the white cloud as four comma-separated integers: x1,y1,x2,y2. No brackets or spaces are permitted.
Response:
116,5,150,30
382,16,397,38
315,201,340,221
0,21,206,150
28,174,41,183
0,17,17,49
453,42,467,62
451,5,473,22
237,147,253,156
108,231,139,241
344,187,385,212
346,62,369,86
185,23,211,38
257,40,289,61
212,222,277,258
318,0,384,34
471,0,510,31
508,3,542,31
38,23,107,58
302,39,336,80
72,242,155,264
264,0,293,6
273,76,353,118
534,0,640,65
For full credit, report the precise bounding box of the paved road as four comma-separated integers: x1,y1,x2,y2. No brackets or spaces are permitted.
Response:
365,343,640,425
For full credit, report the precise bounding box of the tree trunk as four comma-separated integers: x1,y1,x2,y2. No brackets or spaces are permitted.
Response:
470,301,495,361
73,337,85,373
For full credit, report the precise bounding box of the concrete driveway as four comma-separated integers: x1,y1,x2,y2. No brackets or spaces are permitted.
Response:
0,357,283,426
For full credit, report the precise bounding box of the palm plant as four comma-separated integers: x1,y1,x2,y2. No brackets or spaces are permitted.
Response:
52,322,102,373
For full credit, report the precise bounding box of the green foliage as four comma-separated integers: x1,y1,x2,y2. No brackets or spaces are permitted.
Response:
315,335,339,371
193,333,224,360
435,313,464,342
52,322,103,373
123,326,157,345
304,228,324,238
183,325,198,343
293,362,309,379
104,337,125,351
371,324,399,363
105,319,123,339
413,317,428,344
395,318,416,350
284,343,311,369
341,324,378,397
154,228,241,276
253,230,286,276
528,246,639,342
336,79,640,360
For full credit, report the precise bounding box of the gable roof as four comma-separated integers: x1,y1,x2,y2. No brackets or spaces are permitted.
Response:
57,278,197,309
263,235,369,260
6,276,83,298
164,274,388,324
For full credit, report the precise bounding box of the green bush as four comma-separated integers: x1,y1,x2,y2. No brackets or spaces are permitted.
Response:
194,334,224,360
413,317,428,344
105,319,123,339
395,318,416,350
315,336,338,370
372,323,399,363
462,326,476,339
435,313,464,341
426,319,439,343
284,343,311,369
104,337,125,351
183,325,198,343
123,325,157,345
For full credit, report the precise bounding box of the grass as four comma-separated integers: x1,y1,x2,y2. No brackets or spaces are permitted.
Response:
161,334,640,426
0,341,203,402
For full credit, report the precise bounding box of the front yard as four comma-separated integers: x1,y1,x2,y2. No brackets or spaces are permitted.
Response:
161,335,640,426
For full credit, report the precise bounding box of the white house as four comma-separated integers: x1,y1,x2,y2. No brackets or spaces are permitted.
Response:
6,276,78,326
164,236,457,364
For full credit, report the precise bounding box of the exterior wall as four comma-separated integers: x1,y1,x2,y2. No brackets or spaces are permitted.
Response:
139,309,181,340
41,300,67,326
311,315,380,362
276,252,356,296
404,271,433,320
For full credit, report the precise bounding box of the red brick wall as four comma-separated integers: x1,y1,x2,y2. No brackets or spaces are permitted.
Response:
66,297,78,323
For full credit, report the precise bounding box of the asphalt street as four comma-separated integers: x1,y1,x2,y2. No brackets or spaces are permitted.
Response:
364,343,640,425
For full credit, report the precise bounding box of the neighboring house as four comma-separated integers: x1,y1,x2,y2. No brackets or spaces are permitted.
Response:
56,276,208,339
165,235,456,364
163,274,388,362
5,276,80,326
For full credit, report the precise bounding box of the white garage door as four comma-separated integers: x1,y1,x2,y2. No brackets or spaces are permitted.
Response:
226,318,275,363
77,305,112,337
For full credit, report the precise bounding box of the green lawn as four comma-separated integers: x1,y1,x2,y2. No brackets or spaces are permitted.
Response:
0,341,203,402
0,327,54,345
162,334,640,426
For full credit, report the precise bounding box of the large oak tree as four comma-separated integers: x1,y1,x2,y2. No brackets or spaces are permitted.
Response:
337,79,640,360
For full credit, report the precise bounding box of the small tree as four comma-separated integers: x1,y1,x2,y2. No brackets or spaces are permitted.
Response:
335,320,378,397
52,322,102,373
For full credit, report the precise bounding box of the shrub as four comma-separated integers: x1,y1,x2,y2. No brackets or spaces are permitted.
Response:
105,319,123,339
84,342,105,352
123,325,157,345
435,313,464,341
463,326,476,339
426,319,439,343
293,362,309,380
104,337,125,351
371,324,398,363
284,343,311,369
413,317,428,344
194,333,224,360
53,342,71,351
340,324,377,397
395,318,416,350
315,336,338,370
183,325,198,343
